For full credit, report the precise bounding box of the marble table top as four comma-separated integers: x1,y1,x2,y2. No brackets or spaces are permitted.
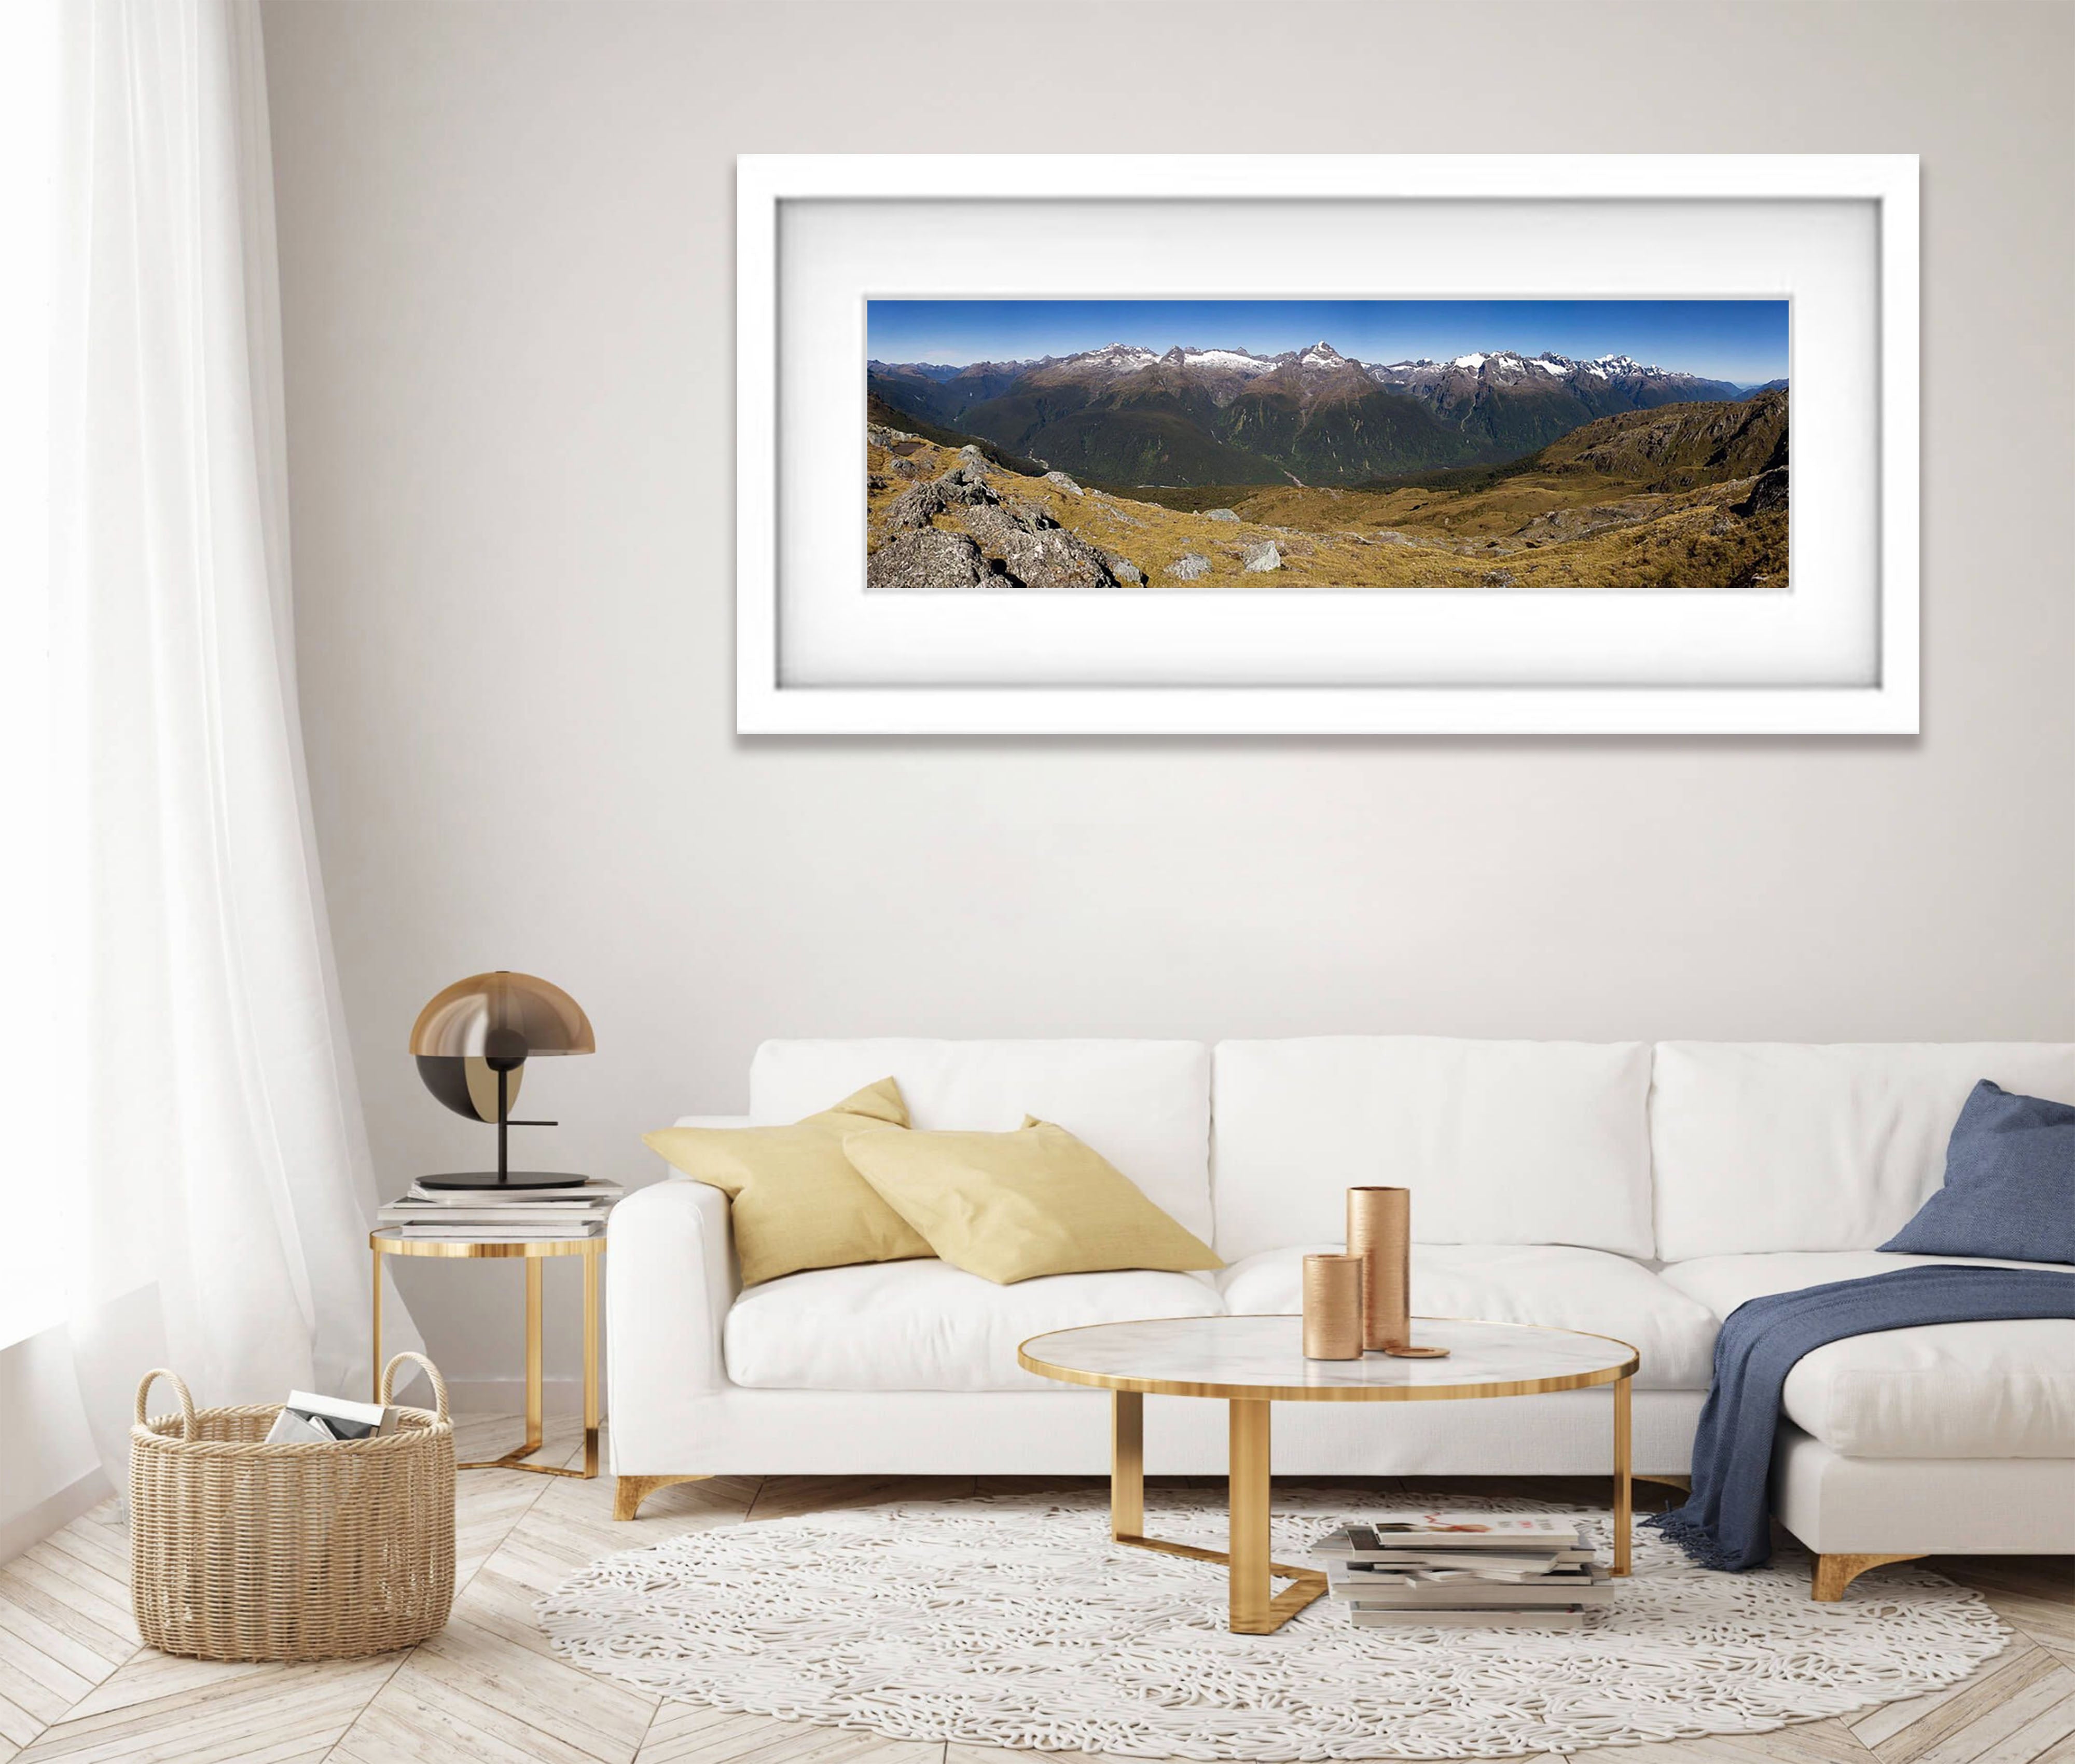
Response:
1018,1314,1636,1401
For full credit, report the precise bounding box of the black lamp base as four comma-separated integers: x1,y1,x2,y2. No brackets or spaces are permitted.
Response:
416,1170,594,1192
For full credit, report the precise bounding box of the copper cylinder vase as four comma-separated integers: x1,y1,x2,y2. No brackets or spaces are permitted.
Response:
1301,1254,1364,1360
1346,1186,1411,1353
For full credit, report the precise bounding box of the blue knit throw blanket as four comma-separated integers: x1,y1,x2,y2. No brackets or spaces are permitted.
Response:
1648,1264,2075,1571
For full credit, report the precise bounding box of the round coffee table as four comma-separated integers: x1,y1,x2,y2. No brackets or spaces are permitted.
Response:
1018,1314,1639,1634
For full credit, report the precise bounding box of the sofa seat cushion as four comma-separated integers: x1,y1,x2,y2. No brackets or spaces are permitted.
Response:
1661,1252,2075,1458
1216,1244,1718,1390
724,1259,1223,1393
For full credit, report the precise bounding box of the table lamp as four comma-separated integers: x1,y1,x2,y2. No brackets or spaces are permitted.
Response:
410,970,595,1190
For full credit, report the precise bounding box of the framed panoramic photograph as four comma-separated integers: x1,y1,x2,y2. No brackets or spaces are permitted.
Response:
738,155,1917,736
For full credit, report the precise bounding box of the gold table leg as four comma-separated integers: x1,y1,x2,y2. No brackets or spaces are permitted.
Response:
1106,1390,1325,1635
458,1251,602,1478
523,1257,545,1454
370,1245,383,1403
1112,1390,1143,1539
581,1247,601,1478
1229,1399,1273,1631
1613,1372,1633,1576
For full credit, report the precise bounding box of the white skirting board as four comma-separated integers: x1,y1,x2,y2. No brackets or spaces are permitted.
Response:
0,1467,114,1567
608,1385,1702,1479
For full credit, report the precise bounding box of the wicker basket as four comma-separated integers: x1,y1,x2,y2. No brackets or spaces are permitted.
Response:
130,1352,456,1661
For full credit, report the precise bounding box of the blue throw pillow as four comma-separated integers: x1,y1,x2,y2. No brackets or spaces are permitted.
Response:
1880,1080,2075,1263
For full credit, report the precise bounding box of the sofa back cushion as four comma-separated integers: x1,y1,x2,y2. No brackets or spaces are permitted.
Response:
1210,1038,1654,1262
1651,1042,2075,1261
749,1039,1213,1242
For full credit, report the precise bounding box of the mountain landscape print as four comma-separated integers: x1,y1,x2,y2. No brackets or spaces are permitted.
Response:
865,299,1788,590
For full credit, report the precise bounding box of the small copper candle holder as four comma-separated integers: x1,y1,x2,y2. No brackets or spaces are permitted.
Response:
1346,1185,1450,1359
1302,1254,1364,1359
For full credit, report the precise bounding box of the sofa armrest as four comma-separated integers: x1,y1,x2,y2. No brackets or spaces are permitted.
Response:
608,1177,736,1408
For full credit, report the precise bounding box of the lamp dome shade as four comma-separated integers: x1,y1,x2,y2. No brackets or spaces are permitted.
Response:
417,1054,523,1124
409,971,595,1064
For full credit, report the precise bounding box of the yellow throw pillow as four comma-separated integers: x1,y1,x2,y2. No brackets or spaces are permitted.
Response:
841,1116,1222,1285
643,1078,932,1286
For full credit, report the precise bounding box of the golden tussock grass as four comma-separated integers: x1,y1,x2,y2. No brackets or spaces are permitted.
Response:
868,438,1787,590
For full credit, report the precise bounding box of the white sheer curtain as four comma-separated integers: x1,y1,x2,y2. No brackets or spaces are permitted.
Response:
25,0,415,1481
0,1,62,1355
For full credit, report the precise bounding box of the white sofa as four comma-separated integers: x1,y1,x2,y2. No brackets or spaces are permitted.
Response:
607,1038,2075,1594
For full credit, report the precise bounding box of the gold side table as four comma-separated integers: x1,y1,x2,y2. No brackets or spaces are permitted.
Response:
370,1228,603,1478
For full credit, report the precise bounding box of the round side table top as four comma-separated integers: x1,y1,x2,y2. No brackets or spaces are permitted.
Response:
369,1229,606,1260
1018,1314,1636,1402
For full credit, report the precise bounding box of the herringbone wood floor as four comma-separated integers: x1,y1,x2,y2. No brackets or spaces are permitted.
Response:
1,1417,2068,1764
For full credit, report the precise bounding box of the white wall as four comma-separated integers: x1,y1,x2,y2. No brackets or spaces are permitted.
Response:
259,0,2075,1395
0,1331,106,1562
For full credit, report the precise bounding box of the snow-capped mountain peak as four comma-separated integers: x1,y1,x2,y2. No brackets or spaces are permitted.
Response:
1367,347,1684,384
1072,342,1161,372
1171,346,1276,375
1299,339,1348,367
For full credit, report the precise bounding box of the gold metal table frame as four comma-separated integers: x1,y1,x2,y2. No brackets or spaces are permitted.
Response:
1019,1315,1638,1636
370,1229,603,1478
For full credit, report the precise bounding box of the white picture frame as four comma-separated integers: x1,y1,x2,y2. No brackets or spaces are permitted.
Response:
737,154,1917,736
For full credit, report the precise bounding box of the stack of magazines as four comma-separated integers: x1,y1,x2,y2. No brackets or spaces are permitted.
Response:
1311,1515,1612,1629
265,1389,400,1444
377,1178,622,1241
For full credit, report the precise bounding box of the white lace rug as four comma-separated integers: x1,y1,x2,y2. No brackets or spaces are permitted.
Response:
538,1490,2008,1759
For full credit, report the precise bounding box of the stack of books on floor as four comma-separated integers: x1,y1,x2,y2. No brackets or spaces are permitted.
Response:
1311,1517,1612,1629
377,1178,622,1240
